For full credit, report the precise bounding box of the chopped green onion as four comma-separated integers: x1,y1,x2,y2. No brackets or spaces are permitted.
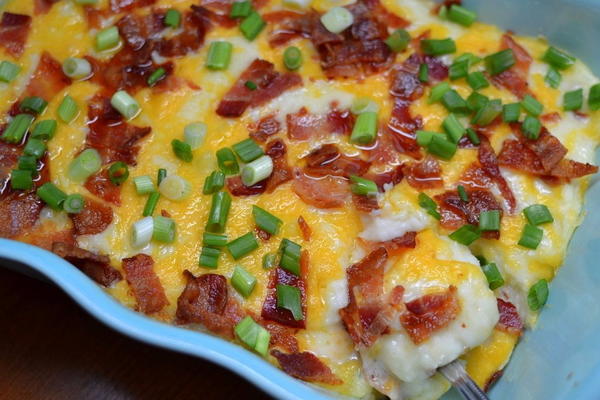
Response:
518,224,543,249
240,11,266,40
131,216,154,247
279,238,302,276
183,122,207,150
10,169,33,191
428,82,450,104
466,128,480,145
351,97,379,115
475,255,488,266
133,176,155,195
241,155,273,186
233,138,264,163
447,4,477,26
502,103,521,123
455,52,482,66
277,284,303,320
350,111,378,145
68,149,102,182
467,71,489,90
199,246,220,268
589,83,600,111
20,96,48,115
231,265,257,298
263,252,278,269
418,63,429,83
157,168,167,185
542,46,575,70
108,161,129,185
485,49,515,76
545,67,562,89
523,204,553,226
350,175,378,196
521,95,543,117
472,99,502,126
18,155,37,171
143,191,160,217
1,114,34,143
152,216,176,243
427,134,457,160
283,46,303,70
24,138,46,159
416,130,445,147
449,59,469,80
74,0,99,4
95,26,121,51
479,210,501,231
438,5,448,18
227,232,259,260
234,316,270,356
159,174,191,201
147,67,166,87
253,205,282,235
482,262,504,290
522,116,542,140
31,119,57,140
164,9,181,28
421,38,456,56
563,89,583,112
442,113,466,143
320,6,353,34
418,192,440,220
206,191,232,233
230,0,253,18
203,232,228,247
528,279,549,311
217,148,240,175
467,92,489,112
110,90,140,120
206,41,233,70
63,193,85,214
441,90,470,114
36,182,67,210
0,60,20,83
57,95,79,123
62,57,92,80
457,185,469,202
449,224,481,245
385,28,410,52
245,80,257,90
203,170,226,194
172,139,193,162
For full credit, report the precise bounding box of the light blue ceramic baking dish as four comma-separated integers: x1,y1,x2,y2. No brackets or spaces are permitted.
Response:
1,0,600,399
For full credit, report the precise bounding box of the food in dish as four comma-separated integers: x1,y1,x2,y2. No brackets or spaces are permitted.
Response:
1,0,599,398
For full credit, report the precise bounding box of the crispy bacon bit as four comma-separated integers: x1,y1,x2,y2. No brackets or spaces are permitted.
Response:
86,95,151,165
339,247,388,346
260,320,299,353
52,242,122,287
375,231,417,256
217,59,302,117
18,52,71,104
16,227,74,251
385,99,423,159
271,350,343,385
303,144,370,178
84,169,121,205
352,193,379,213
0,141,20,191
366,129,402,165
249,115,281,143
176,270,244,338
160,209,171,218
491,35,532,98
265,139,293,193
541,112,561,124
255,227,271,241
298,216,311,241
478,137,517,213
0,13,31,58
261,252,308,328
400,286,460,344
0,191,44,239
496,298,523,335
548,159,599,181
34,0,60,15
404,156,443,189
435,188,503,239
327,108,355,135
390,54,424,101
368,165,404,191
111,0,156,12
70,197,113,236
158,6,209,57
122,254,168,314
515,126,567,171
292,170,349,209
227,175,267,196
286,107,322,141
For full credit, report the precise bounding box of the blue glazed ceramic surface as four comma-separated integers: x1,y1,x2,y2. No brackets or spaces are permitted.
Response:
1,1,599,399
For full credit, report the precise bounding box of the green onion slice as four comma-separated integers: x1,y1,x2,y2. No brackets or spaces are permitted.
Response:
133,175,155,195
276,284,304,320
199,246,220,269
131,216,154,247
159,174,191,201
320,6,353,34
111,90,140,120
227,232,259,260
108,161,129,185
231,265,257,298
518,224,543,249
253,205,282,235
152,216,176,243
523,204,553,226
217,148,240,175
482,262,504,290
68,148,102,182
241,155,273,186
36,182,67,210
206,191,232,233
206,41,233,70
350,111,378,145
62,57,92,80
527,279,549,311
449,224,481,245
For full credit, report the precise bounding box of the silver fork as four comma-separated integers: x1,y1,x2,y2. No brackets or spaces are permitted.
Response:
439,360,490,400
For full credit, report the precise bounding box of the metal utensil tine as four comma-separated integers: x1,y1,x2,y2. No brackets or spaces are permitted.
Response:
438,359,490,400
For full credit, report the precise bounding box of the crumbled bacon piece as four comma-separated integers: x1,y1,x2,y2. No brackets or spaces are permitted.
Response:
176,270,244,338
352,194,379,213
404,156,443,189
84,169,121,205
249,115,281,143
70,197,113,236
400,286,460,344
390,54,424,101
514,126,567,171
303,144,370,178
255,227,271,241
385,99,423,159
110,0,156,12
16,227,75,251
0,141,20,190
541,112,561,124
327,108,355,135
477,137,517,213
18,52,71,105
265,139,293,193
496,298,523,335
297,216,311,241
292,170,349,209
372,231,417,256
271,350,343,385
227,175,267,197
0,191,44,239
122,254,168,314
286,108,323,141
217,59,302,117
367,165,404,191
157,6,209,57
260,319,299,353
34,0,60,15
52,242,122,287
0,12,32,58
491,34,532,98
